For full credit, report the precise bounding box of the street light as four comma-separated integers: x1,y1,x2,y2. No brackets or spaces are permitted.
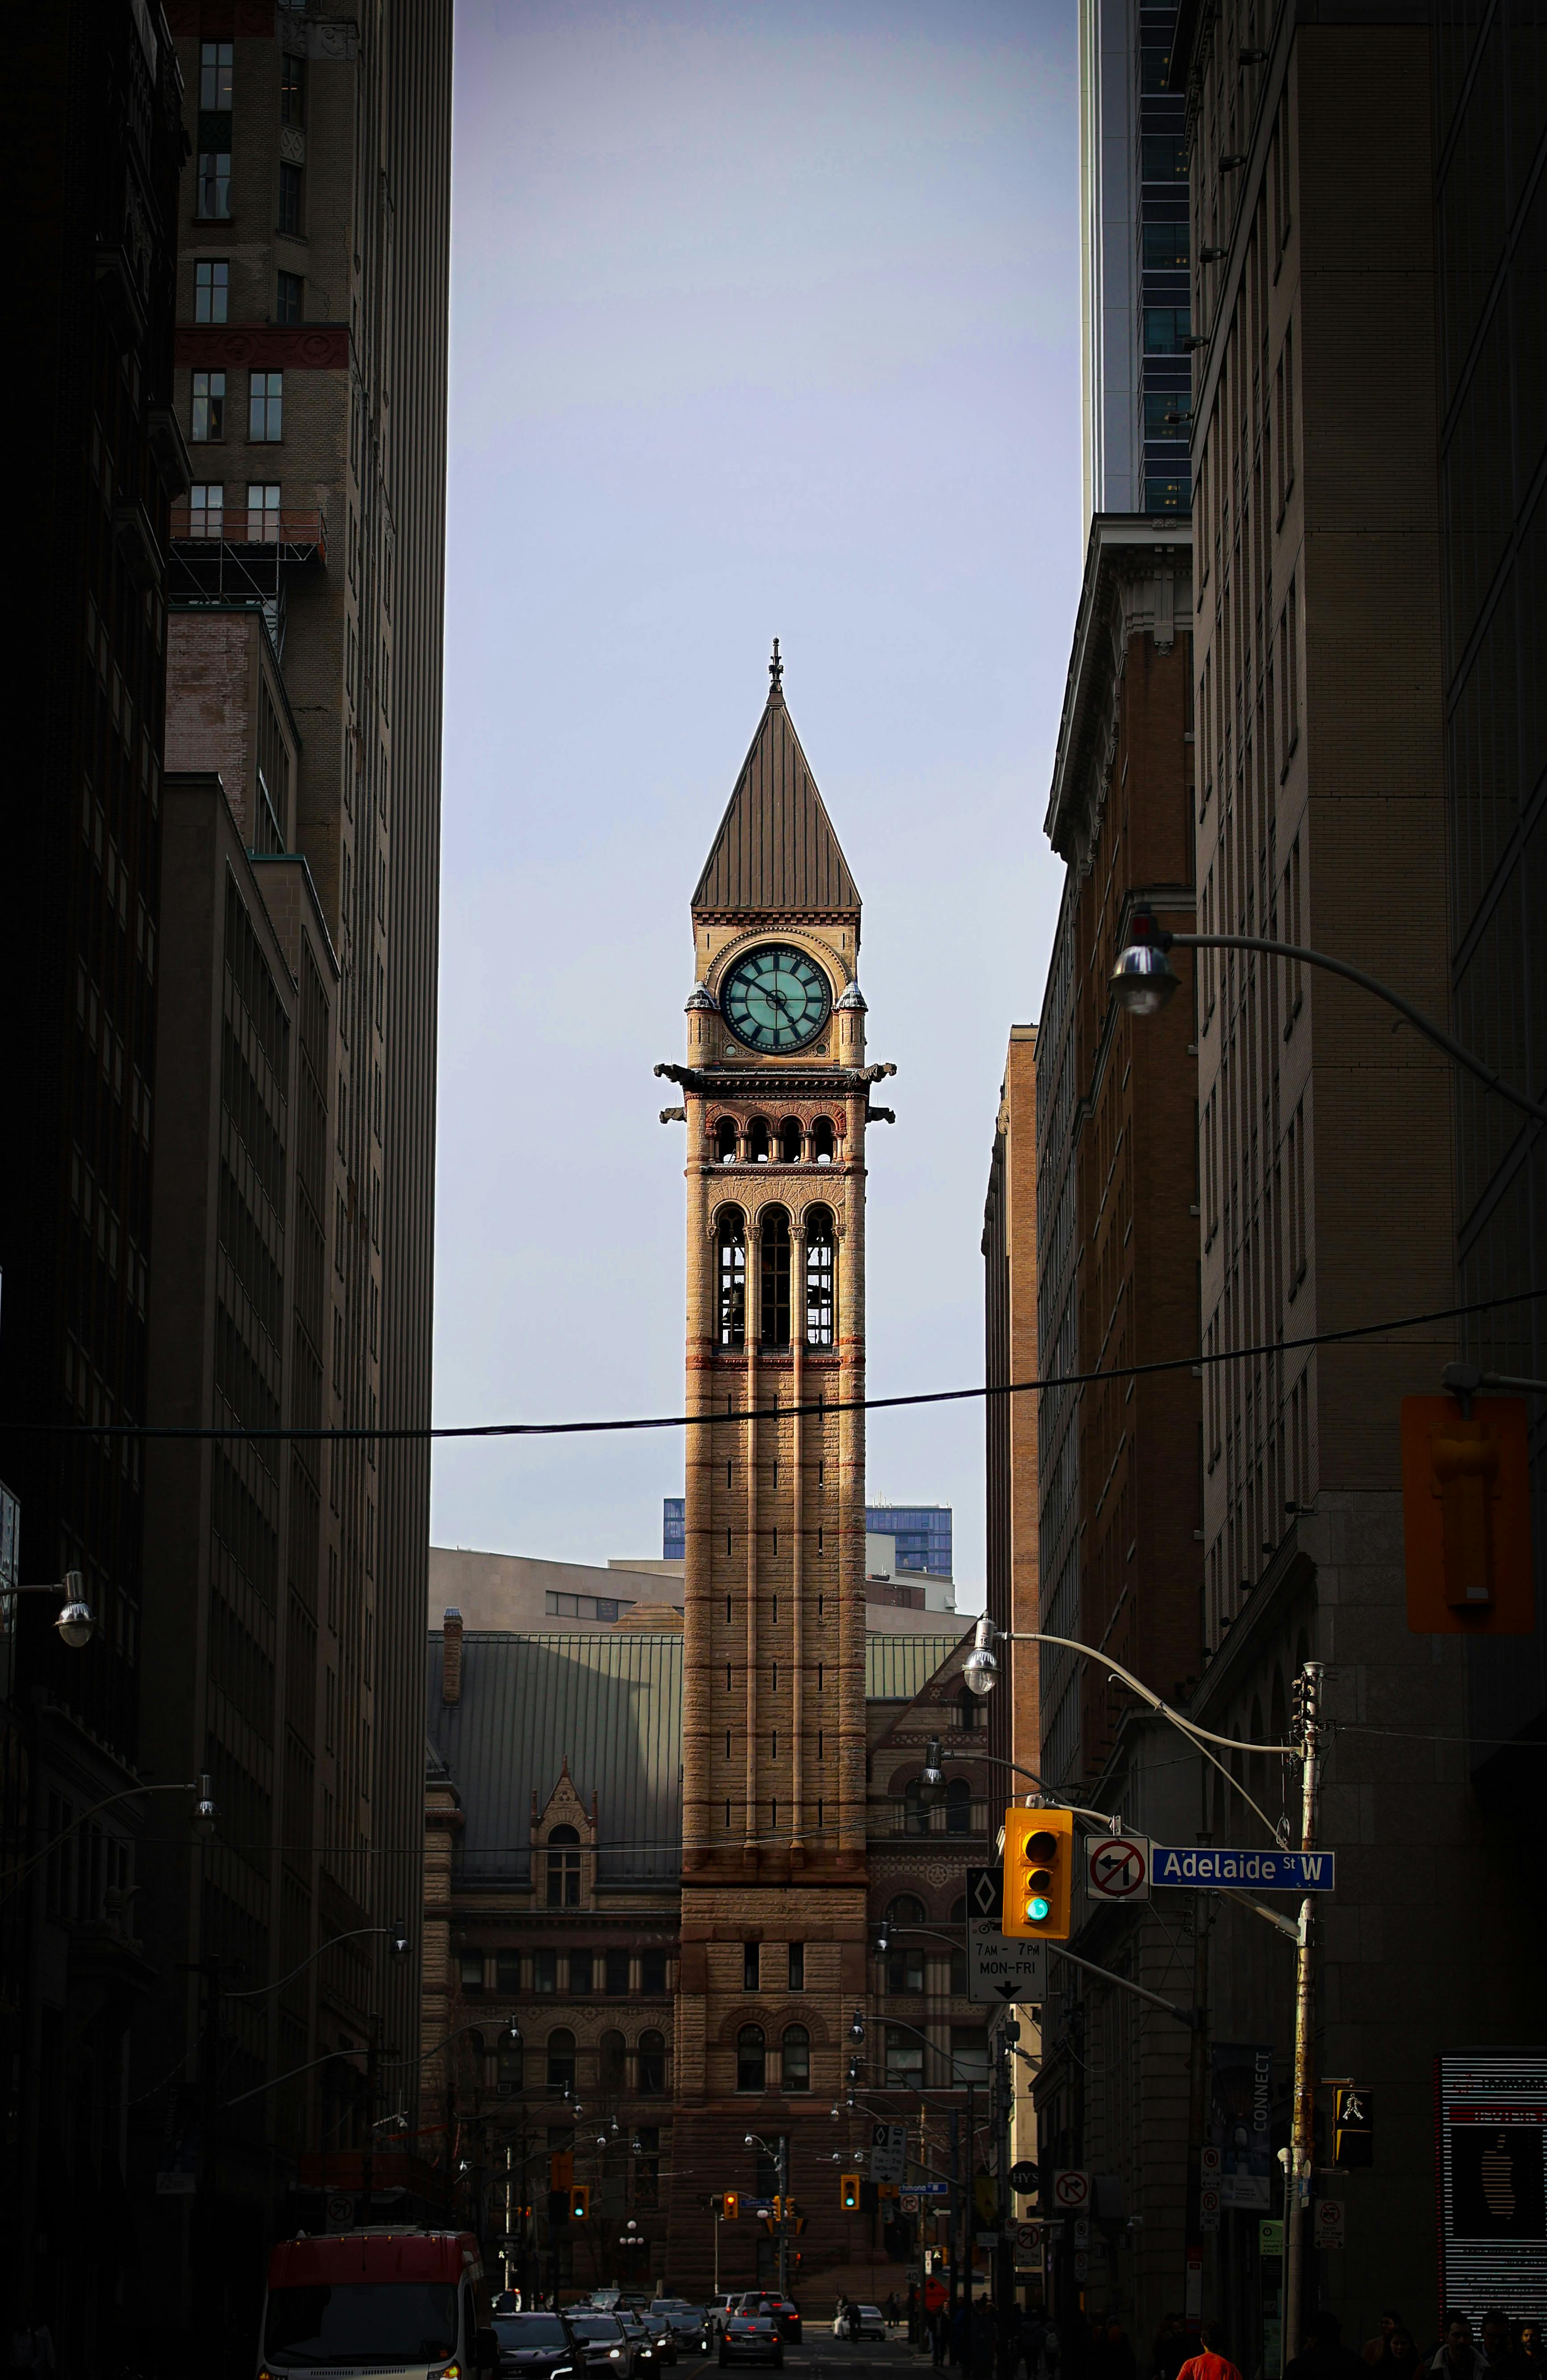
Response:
192,1773,219,1840
962,1615,998,1699
1110,908,1547,1127
9,1568,97,1648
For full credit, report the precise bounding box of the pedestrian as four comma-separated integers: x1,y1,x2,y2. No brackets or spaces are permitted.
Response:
933,2307,949,2370
1482,2317,1526,2380
971,2300,998,2380
1425,2316,1488,2380
1286,2314,1367,2380
1176,2321,1244,2380
887,2294,901,2332
1019,2310,1049,2380
1366,2320,1406,2368
1386,2333,1422,2380
1154,2318,1188,2380
1519,2328,1547,2379
6,2320,55,2378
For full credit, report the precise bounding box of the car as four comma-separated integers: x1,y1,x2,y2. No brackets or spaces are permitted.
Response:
495,2311,582,2380
719,2317,782,2370
654,2306,711,2356
618,2311,662,2372
832,2306,886,2342
642,2314,680,2366
704,2298,733,2340
568,2312,639,2380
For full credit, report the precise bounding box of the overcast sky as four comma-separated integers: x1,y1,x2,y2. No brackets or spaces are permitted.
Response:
430,0,1081,1607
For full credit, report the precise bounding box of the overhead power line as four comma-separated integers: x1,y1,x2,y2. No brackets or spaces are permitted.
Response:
8,1285,1542,1445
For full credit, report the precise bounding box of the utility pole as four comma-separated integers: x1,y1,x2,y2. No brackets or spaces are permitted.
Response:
1282,1663,1324,2374
361,2009,382,2214
992,2020,1014,2329
948,2108,960,2326
1183,1882,1213,2331
777,2134,790,2294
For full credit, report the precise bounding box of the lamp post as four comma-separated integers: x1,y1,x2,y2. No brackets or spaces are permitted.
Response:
743,2130,790,2292
8,1567,98,1647
1109,909,1547,1127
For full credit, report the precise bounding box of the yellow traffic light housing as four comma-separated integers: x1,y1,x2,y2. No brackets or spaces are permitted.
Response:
1003,1805,1074,1939
840,2172,860,2212
1402,1395,1534,1633
722,2190,739,2221
571,2185,590,2220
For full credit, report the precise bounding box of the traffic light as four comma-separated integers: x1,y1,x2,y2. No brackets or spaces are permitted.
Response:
1333,2087,1374,2170
723,2190,739,2221
571,2185,590,2220
840,2172,860,2211
1003,1805,1074,1939
1401,1394,1534,1633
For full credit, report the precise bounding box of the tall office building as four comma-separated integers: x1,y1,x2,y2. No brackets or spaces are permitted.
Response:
981,1029,1039,1808
129,6,451,2342
3,3,186,2358
1079,0,1190,535
865,1501,954,1581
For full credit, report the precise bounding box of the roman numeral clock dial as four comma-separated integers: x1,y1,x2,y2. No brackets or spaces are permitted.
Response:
720,944,832,1053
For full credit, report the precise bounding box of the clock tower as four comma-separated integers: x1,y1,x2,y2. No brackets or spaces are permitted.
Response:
657,647,894,2289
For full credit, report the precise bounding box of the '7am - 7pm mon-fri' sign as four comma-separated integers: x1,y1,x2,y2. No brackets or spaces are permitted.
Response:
1152,1848,1336,1890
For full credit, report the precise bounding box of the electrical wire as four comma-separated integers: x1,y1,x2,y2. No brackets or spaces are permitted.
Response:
11,1284,1543,1443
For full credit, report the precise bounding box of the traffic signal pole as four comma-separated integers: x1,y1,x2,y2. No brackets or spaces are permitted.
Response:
1282,1663,1324,2377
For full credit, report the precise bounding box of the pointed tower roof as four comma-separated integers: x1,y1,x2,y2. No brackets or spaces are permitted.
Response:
692,645,861,920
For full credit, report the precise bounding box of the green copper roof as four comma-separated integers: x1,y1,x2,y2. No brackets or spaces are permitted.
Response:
864,1633,967,1701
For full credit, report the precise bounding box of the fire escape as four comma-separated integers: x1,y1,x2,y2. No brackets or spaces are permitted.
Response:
168,500,327,656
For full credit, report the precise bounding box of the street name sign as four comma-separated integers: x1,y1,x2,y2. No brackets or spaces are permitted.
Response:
968,1925,1047,2002
1086,1835,1151,1902
915,2182,951,2199
1152,1846,1336,1890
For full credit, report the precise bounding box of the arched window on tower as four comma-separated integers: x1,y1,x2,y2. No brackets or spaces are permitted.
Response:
497,2031,524,2095
813,1117,836,1165
805,1208,835,1348
546,2028,576,2094
546,1824,581,1906
945,1779,973,1835
736,2023,766,2092
638,2028,667,2094
599,2030,626,2092
718,1210,746,1348
781,2024,811,2091
779,1117,803,1163
716,1117,738,1164
760,1209,791,1347
749,1117,771,1163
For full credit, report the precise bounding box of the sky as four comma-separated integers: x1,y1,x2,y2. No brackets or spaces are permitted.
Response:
431,0,1082,1608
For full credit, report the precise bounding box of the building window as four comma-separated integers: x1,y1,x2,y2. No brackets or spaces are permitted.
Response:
945,1778,973,1835
278,161,304,238
496,1951,521,1993
715,1117,738,1163
1142,218,1189,269
781,2025,810,2092
546,2029,576,2094
280,50,306,125
778,1116,802,1163
197,153,231,220
748,1117,771,1162
743,1940,760,1992
884,2027,924,2090
635,2124,661,2207
459,1953,484,1993
950,2027,991,2086
546,1825,581,1909
759,1208,791,1347
534,1949,557,1993
497,2035,524,2094
718,1210,746,1348
804,1208,834,1347
1141,133,1186,180
276,269,303,324
737,2024,766,2092
1144,391,1190,439
903,1778,932,1835
605,1950,630,1995
571,1952,593,1993
641,1949,668,1994
199,40,233,108
191,370,225,443
887,1946,925,1996
787,1941,805,1991
638,2029,667,2093
600,2031,626,2091
194,259,229,323
249,371,283,442
188,482,224,535
247,483,281,541
812,1116,836,1163
1143,307,1190,354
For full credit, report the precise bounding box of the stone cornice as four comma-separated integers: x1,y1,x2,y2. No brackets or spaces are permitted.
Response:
174,323,351,371
654,1061,896,1096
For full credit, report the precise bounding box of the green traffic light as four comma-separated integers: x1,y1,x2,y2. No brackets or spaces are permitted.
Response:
1027,1895,1051,1923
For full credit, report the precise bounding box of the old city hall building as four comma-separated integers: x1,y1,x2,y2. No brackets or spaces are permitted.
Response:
423,655,993,2300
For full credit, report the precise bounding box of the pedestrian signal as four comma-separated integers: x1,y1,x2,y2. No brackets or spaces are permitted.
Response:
1333,2087,1374,2170
722,2191,739,2220
840,2172,860,2211
571,2185,590,2220
1003,1806,1074,1939
1401,1394,1533,1633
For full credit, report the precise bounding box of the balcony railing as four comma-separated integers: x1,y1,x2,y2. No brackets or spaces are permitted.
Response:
170,504,327,562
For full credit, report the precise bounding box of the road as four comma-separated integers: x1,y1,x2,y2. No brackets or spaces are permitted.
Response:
762,2337,922,2380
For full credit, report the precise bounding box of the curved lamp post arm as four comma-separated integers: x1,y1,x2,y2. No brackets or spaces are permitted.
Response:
1117,919,1547,1130
0,1775,214,1913
224,1920,408,2001
973,1625,1286,1846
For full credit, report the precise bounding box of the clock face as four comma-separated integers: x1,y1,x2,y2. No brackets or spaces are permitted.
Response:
720,944,833,1054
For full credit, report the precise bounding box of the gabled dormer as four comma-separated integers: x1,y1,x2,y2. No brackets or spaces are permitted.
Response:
530,1756,598,1909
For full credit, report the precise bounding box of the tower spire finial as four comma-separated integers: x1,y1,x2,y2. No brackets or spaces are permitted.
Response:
769,636,783,697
